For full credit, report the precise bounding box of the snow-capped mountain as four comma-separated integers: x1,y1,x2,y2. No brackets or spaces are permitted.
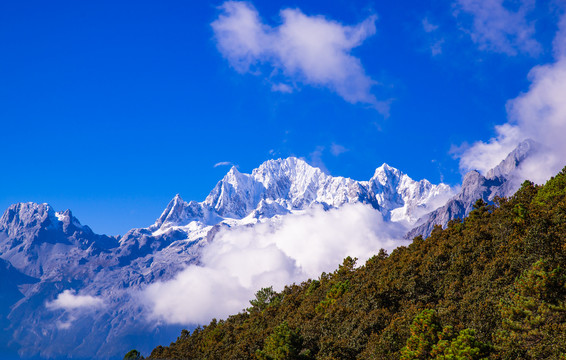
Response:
0,157,454,359
151,158,453,236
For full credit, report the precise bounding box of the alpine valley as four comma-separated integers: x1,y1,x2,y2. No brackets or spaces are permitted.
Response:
0,141,537,359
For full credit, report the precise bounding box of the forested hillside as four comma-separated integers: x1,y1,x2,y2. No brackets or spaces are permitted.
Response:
146,167,566,360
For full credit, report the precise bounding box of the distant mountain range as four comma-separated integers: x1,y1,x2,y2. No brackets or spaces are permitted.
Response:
0,142,536,359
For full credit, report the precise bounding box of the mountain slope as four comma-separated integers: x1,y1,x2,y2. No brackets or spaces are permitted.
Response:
407,139,537,239
0,157,452,359
148,166,566,360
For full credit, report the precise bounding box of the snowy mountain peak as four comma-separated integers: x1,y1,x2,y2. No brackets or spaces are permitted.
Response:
366,164,454,224
55,209,84,230
154,194,201,229
252,157,324,188
372,163,404,186
153,157,453,233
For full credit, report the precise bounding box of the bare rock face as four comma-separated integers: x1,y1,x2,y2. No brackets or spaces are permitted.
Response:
406,139,538,239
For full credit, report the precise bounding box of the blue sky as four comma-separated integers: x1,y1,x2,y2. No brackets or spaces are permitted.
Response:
1,0,564,235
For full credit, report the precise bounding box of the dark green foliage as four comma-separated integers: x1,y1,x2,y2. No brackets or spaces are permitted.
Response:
315,280,349,313
439,328,490,360
124,349,144,360
495,260,566,359
400,309,444,359
249,286,281,313
148,167,566,360
256,321,307,360
400,310,490,360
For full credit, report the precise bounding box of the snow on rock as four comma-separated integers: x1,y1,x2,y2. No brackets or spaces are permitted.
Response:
0,157,454,359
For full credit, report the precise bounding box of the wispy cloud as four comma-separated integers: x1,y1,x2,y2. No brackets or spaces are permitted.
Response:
330,143,348,156
211,1,388,113
422,18,439,33
453,0,541,56
144,204,408,325
271,82,293,93
214,161,234,168
308,146,329,174
421,17,444,56
458,15,566,184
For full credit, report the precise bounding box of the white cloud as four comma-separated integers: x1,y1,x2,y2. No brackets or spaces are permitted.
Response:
454,0,541,56
421,17,444,56
307,146,329,174
55,316,76,330
330,143,348,156
458,15,566,184
429,39,445,56
211,1,387,113
271,82,293,93
422,18,439,33
214,161,233,168
144,204,408,325
458,124,523,174
47,290,104,311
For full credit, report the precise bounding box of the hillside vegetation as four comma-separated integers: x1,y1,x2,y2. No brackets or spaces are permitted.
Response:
146,167,566,360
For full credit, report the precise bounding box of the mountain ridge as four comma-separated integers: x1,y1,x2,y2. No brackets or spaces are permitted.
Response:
0,144,537,359
0,157,454,359
407,138,538,239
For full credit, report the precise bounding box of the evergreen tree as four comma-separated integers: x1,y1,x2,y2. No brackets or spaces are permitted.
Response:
496,260,566,359
257,321,304,360
123,349,144,360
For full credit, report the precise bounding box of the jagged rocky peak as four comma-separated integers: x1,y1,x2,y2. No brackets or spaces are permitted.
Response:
486,138,537,180
253,157,323,183
204,157,330,218
371,163,403,185
368,163,453,217
0,202,59,233
55,209,85,231
406,139,538,239
253,157,370,210
155,194,187,226
204,166,258,218
256,157,328,204
151,157,455,234
154,194,205,229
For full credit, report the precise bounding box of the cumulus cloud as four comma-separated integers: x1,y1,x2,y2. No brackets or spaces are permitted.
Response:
457,124,523,174
144,204,408,325
211,1,387,112
454,0,541,56
47,290,105,311
458,15,566,184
